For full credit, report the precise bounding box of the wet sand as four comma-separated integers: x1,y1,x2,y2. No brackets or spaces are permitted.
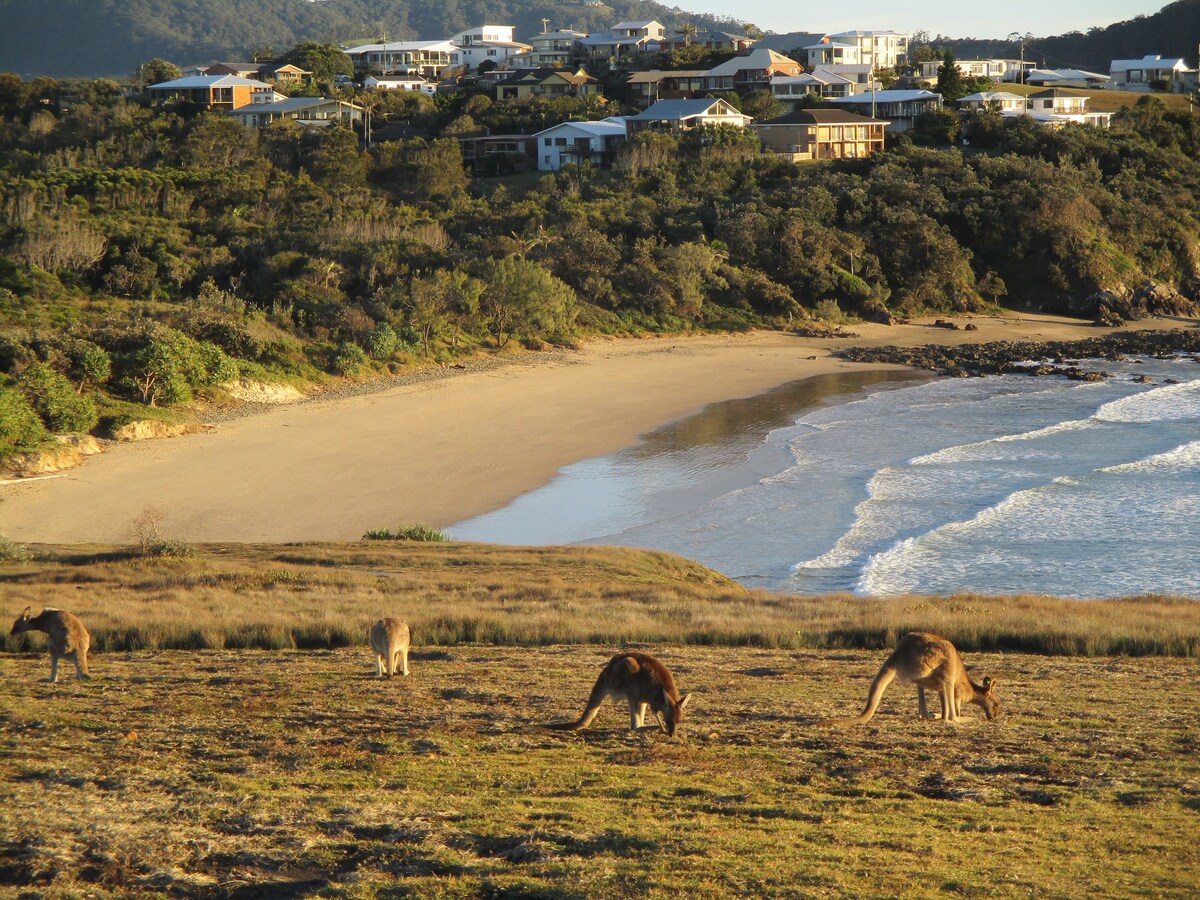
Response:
0,314,1174,543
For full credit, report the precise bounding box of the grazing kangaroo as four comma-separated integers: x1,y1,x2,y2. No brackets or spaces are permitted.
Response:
10,607,91,683
564,652,691,737
818,632,1000,726
369,618,410,678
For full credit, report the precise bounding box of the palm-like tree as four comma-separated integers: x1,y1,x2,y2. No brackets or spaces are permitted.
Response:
681,23,698,46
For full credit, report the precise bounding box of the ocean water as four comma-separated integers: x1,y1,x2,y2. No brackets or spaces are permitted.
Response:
449,356,1200,599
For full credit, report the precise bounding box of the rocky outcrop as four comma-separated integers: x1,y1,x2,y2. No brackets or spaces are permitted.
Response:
1087,282,1200,325
109,420,204,442
220,378,306,405
836,328,1200,379
0,435,104,479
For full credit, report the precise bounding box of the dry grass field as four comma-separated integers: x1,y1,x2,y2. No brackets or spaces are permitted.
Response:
1,542,1199,897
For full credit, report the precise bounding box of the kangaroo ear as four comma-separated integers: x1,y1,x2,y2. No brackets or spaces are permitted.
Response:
20,606,31,618
679,692,691,709
983,676,997,692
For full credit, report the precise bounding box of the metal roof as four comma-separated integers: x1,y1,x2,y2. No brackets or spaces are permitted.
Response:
149,75,268,89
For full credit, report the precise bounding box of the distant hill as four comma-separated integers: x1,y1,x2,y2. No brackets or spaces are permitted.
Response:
0,0,748,79
932,0,1200,72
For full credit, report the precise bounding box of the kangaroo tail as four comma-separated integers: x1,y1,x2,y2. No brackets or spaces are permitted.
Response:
817,666,897,727
557,674,609,731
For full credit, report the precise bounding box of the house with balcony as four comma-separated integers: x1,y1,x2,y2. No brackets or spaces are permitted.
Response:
363,75,437,94
147,75,269,110
755,108,886,160
826,30,909,70
227,96,364,128
957,91,1027,112
534,118,629,170
344,41,457,78
916,58,1033,84
703,49,802,93
1009,88,1111,127
624,97,752,135
514,29,588,68
493,67,601,100
804,39,863,69
625,70,708,107
451,25,516,46
771,64,875,104
258,63,311,87
828,89,941,132
660,30,754,53
1109,55,1197,92
451,41,532,72
458,134,538,174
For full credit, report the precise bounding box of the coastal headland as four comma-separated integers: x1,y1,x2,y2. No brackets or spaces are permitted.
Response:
0,312,1193,544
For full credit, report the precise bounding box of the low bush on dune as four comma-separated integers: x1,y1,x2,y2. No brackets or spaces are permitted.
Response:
363,524,449,542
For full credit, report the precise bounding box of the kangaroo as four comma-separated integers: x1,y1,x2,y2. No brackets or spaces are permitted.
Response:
10,607,91,683
562,652,691,737
818,632,1000,727
369,618,410,678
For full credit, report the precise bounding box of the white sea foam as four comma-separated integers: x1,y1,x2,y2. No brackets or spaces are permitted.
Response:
1099,440,1200,475
909,418,1095,465
1095,379,1200,423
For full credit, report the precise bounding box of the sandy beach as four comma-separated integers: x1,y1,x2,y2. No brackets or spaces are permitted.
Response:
0,313,1181,544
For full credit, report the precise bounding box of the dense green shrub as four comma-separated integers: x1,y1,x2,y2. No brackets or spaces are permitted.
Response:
0,387,50,452
18,362,97,433
331,340,366,375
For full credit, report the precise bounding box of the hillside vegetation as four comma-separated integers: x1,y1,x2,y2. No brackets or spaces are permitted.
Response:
1,542,1198,896
0,0,747,78
0,75,1197,462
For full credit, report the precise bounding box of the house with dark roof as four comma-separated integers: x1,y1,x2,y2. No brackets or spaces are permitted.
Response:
624,98,752,135
258,63,312,86
515,30,588,68
493,68,601,100
755,108,885,160
624,70,707,108
203,62,262,79
660,31,754,53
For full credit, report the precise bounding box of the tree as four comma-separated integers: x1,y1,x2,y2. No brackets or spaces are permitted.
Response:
283,42,353,82
935,51,967,102
480,257,576,348
137,58,181,87
681,23,698,45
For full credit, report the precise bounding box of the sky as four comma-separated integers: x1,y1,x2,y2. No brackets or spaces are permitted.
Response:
681,0,1171,40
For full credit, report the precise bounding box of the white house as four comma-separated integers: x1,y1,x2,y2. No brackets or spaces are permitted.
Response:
1109,55,1197,92
803,39,863,69
1009,88,1111,127
363,75,437,94
624,98,753,135
343,41,457,78
825,30,909,70
828,89,941,132
916,58,1033,84
957,91,1027,112
514,29,587,68
450,41,532,71
534,118,628,170
451,25,516,46
772,64,875,102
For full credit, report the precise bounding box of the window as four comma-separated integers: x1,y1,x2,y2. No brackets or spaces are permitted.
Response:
544,137,552,146
554,137,567,146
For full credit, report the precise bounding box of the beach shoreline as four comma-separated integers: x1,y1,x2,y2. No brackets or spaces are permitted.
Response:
0,312,1190,544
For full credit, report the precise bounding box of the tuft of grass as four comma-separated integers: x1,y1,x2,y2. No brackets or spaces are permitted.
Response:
0,534,31,564
363,524,449,542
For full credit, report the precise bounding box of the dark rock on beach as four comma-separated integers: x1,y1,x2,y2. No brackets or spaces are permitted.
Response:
835,328,1200,379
